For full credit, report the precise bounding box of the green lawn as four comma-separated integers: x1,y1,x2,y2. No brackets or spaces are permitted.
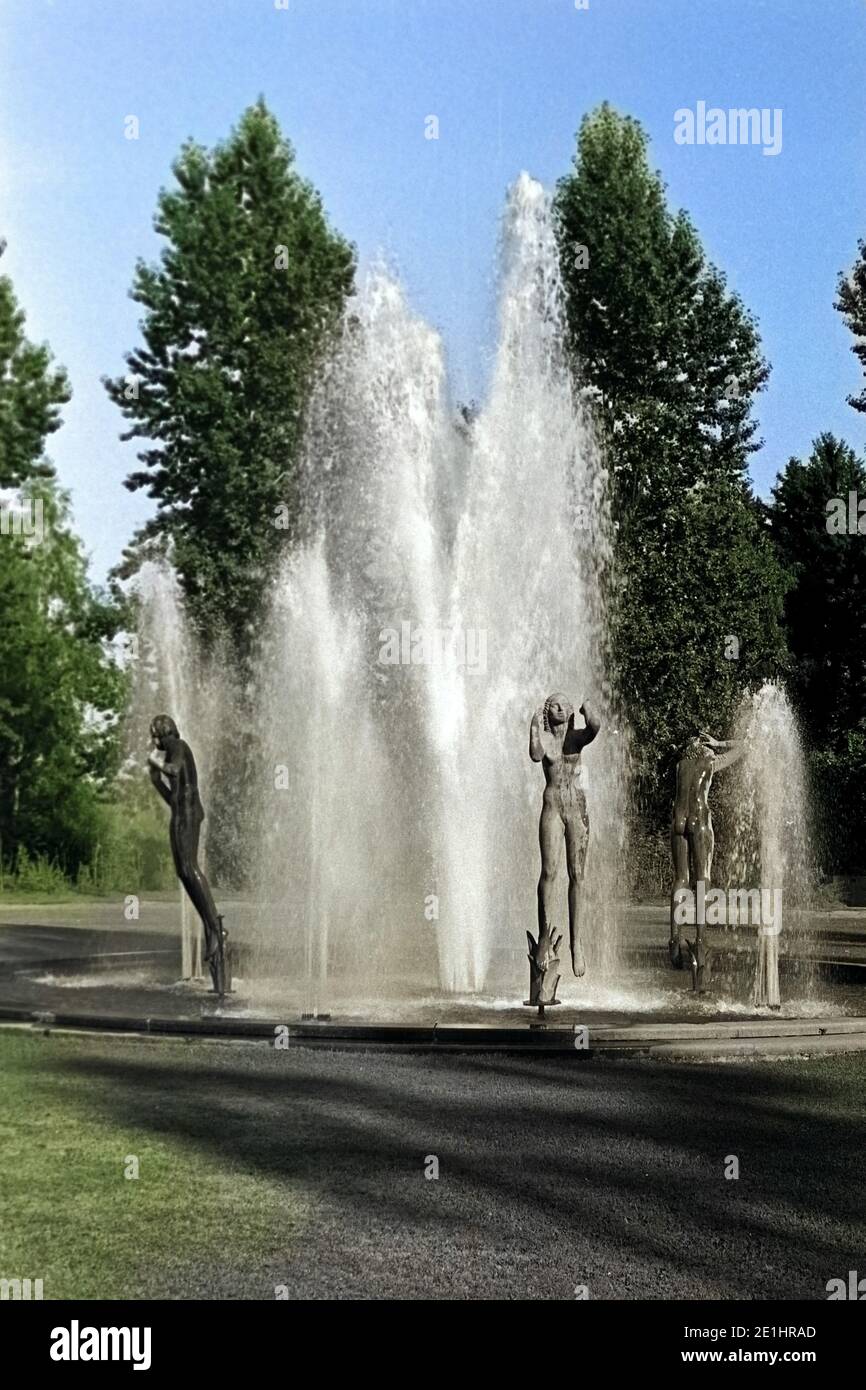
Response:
0,1029,309,1299
0,888,105,905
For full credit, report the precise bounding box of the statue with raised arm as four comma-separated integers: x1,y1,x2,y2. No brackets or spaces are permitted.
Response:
669,730,743,990
527,694,601,1007
147,715,229,995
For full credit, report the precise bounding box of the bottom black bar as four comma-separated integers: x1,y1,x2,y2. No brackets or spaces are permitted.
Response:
5,1298,861,1374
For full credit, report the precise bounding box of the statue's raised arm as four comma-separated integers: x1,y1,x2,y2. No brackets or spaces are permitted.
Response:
698,731,744,771
147,753,172,808
565,699,601,752
529,706,555,762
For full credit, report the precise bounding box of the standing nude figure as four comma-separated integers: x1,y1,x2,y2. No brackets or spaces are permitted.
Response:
669,731,743,984
148,715,226,989
529,694,601,982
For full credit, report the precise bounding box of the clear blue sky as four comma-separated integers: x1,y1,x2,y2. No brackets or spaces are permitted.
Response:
2,0,865,581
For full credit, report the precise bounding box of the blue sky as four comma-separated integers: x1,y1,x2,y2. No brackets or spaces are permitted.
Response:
2,0,865,581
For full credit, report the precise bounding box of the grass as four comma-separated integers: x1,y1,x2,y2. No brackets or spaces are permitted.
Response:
0,1029,309,1299
0,887,107,905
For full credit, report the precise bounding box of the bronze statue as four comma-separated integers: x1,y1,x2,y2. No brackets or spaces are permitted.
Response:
669,731,742,989
527,694,600,1006
147,715,229,995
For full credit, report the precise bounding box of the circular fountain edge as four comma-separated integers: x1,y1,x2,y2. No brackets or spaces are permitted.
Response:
3,999,866,1057
2,927,865,1057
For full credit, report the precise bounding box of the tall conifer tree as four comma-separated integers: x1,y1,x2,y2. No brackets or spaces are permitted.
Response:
107,101,355,652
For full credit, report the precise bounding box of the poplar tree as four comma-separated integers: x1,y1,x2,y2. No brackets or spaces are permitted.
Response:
106,101,355,652
554,105,788,812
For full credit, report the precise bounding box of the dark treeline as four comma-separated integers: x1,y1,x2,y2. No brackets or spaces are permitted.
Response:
2,100,866,890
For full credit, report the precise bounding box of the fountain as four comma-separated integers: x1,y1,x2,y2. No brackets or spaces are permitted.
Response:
729,681,814,1009
6,180,862,1053
437,174,628,994
122,191,822,1026
245,172,630,1014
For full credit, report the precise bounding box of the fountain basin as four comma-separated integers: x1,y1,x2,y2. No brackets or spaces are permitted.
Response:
2,913,864,1057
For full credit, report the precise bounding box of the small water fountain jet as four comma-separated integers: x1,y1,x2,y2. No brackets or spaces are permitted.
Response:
252,540,409,1016
730,682,813,1009
130,561,206,978
669,732,744,992
129,559,231,981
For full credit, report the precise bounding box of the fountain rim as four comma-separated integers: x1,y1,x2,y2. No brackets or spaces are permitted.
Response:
3,943,866,1059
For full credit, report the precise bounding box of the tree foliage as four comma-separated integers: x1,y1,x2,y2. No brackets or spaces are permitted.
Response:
106,101,356,651
836,239,866,415
767,434,866,742
554,105,788,807
767,435,866,873
0,240,70,487
0,247,124,873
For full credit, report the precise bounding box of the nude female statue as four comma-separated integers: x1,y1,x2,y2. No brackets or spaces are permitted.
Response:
147,715,225,982
669,731,743,977
529,693,601,979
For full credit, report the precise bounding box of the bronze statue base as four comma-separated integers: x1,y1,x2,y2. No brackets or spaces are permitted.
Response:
525,926,563,1015
670,932,711,992
523,997,561,1028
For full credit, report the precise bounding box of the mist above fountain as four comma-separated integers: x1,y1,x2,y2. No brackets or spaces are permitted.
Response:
247,172,630,1007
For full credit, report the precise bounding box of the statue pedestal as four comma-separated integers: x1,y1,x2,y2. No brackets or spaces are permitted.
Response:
524,927,563,1020
753,930,781,1009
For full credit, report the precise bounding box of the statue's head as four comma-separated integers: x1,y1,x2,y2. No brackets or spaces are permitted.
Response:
682,735,713,763
150,714,179,749
543,693,573,731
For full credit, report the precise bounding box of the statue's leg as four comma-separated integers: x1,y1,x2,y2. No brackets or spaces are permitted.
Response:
527,805,566,1005
689,816,715,991
670,827,690,967
175,812,222,962
692,815,713,888
537,804,564,941
564,799,589,977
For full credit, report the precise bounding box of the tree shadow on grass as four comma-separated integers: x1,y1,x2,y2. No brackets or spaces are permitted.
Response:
44,1044,866,1300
